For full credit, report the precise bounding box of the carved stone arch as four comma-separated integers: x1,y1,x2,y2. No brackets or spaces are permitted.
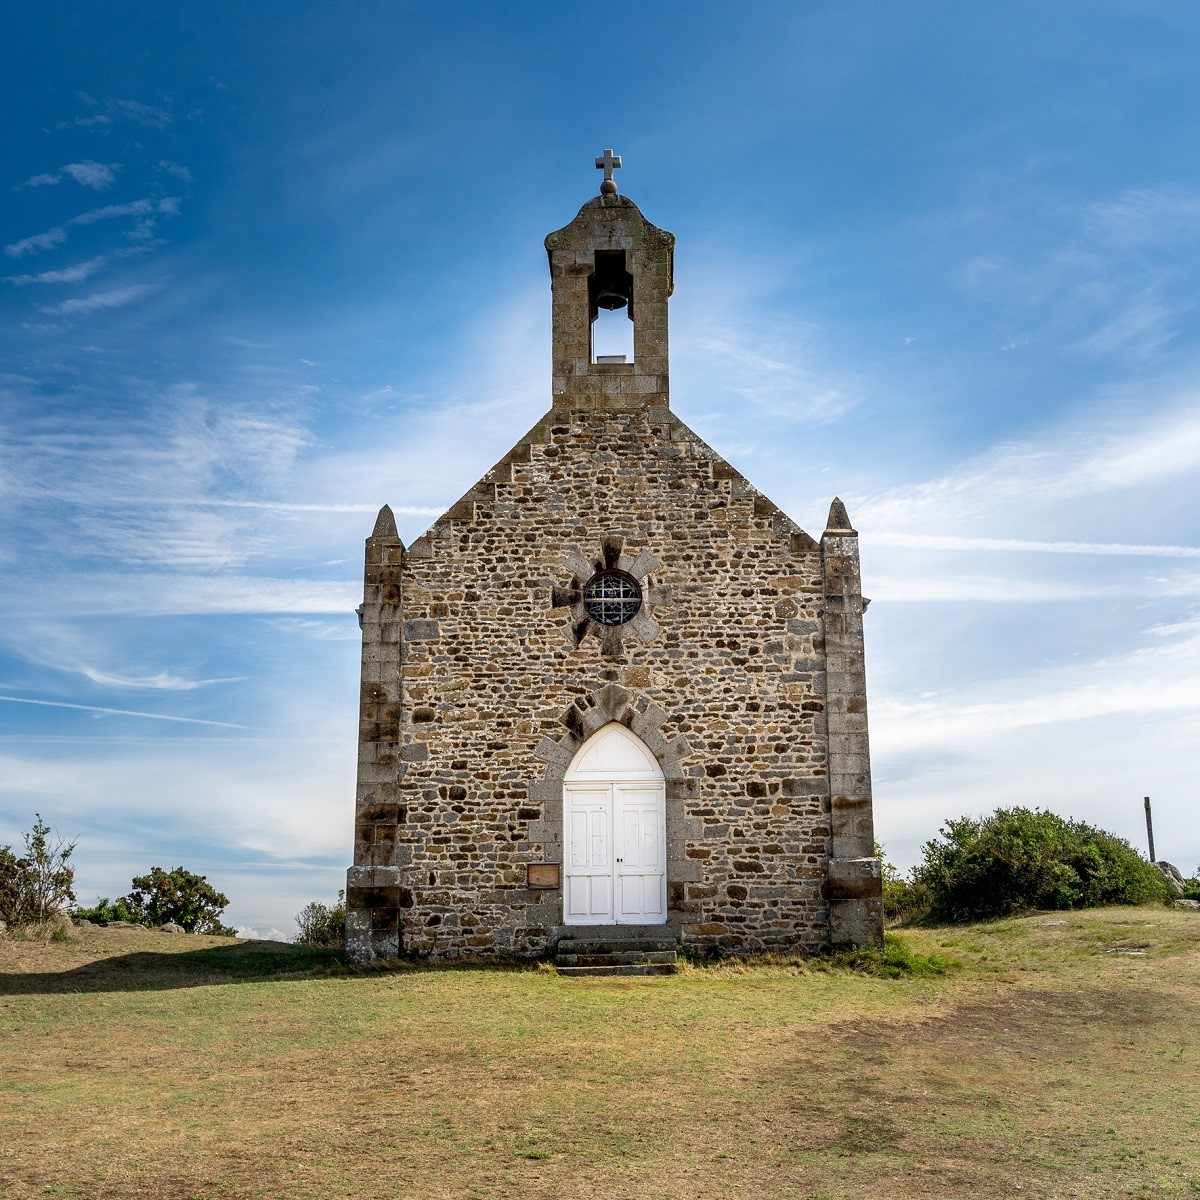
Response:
525,682,704,932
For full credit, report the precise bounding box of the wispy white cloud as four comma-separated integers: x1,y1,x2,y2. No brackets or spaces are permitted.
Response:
68,197,178,227
874,640,1199,753
283,287,551,546
267,617,360,641
1146,612,1200,639
4,198,179,259
0,390,322,570
54,114,112,130
39,283,160,317
186,499,443,515
63,161,118,189
0,574,358,618
672,247,861,426
157,160,192,183
109,98,172,129
1084,188,1200,251
1071,290,1177,361
79,667,244,691
955,185,1200,367
866,572,1199,604
5,256,107,286
0,695,249,729
859,402,1200,533
17,161,118,190
5,228,66,258
870,532,1200,558
681,320,857,423
52,96,172,132
0,621,244,693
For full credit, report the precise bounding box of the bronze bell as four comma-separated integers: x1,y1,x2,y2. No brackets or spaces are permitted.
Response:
589,250,634,320
594,285,629,311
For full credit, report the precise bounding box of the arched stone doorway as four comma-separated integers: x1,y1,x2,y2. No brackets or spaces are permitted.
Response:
563,722,667,925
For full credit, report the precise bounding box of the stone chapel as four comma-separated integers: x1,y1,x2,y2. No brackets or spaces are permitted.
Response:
345,151,882,970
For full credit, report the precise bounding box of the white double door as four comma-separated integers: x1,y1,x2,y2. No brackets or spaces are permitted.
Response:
564,781,667,925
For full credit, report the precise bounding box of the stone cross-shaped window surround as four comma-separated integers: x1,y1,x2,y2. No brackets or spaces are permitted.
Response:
551,536,666,657
594,147,622,192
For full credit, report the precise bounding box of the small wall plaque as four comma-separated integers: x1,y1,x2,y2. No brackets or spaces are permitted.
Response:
526,863,561,890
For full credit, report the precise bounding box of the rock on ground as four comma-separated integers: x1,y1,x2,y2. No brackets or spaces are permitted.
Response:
1155,862,1186,897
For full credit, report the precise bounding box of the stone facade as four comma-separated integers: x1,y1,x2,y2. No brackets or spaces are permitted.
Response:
345,179,882,961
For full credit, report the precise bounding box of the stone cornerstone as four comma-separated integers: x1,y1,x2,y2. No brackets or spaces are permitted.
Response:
345,163,882,961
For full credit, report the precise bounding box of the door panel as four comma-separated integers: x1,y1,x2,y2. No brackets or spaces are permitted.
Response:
564,786,613,924
614,784,667,923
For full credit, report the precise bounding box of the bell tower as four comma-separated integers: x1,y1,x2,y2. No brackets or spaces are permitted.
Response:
544,148,675,409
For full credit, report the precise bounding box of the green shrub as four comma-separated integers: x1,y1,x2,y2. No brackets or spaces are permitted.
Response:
74,895,149,926
76,867,235,934
1183,871,1200,902
0,815,76,929
123,867,236,934
0,847,27,926
876,842,930,925
914,807,1170,923
295,890,346,947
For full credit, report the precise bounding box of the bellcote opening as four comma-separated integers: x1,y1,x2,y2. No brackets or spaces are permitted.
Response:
589,250,634,364
545,158,674,407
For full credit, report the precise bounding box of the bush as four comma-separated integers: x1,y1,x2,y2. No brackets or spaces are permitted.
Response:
75,867,235,934
876,842,930,926
295,890,346,947
74,895,148,926
0,815,76,929
914,807,1170,923
123,867,236,934
1183,871,1200,903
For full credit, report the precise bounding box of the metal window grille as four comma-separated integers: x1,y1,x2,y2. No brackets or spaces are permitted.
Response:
583,571,642,626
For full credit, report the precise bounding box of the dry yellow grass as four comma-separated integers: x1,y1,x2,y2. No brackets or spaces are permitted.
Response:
1,906,1198,1199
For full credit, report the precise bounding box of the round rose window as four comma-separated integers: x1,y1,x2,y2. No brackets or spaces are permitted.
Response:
582,570,642,626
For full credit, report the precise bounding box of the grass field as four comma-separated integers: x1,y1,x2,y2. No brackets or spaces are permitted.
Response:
1,907,1198,1200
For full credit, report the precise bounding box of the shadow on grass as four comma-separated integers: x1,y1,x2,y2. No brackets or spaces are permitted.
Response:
0,939,352,994
0,939,551,994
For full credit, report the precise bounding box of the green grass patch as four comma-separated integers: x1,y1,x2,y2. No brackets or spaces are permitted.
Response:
820,932,956,978
1,907,1197,1200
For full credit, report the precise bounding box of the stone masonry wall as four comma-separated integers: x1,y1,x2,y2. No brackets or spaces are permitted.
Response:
346,403,840,960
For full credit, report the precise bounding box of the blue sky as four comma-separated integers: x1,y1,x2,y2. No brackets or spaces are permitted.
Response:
2,2,1198,937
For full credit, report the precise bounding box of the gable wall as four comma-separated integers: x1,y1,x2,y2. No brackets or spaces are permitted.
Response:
348,402,836,959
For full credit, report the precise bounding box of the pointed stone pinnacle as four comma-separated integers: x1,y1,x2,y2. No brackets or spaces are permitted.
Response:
370,504,398,540
825,496,855,533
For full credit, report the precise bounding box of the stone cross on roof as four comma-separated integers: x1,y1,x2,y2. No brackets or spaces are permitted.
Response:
595,147,622,195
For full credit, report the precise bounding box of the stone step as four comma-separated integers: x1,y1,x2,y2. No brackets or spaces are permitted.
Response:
559,925,674,941
555,950,677,967
555,963,678,978
556,938,677,955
